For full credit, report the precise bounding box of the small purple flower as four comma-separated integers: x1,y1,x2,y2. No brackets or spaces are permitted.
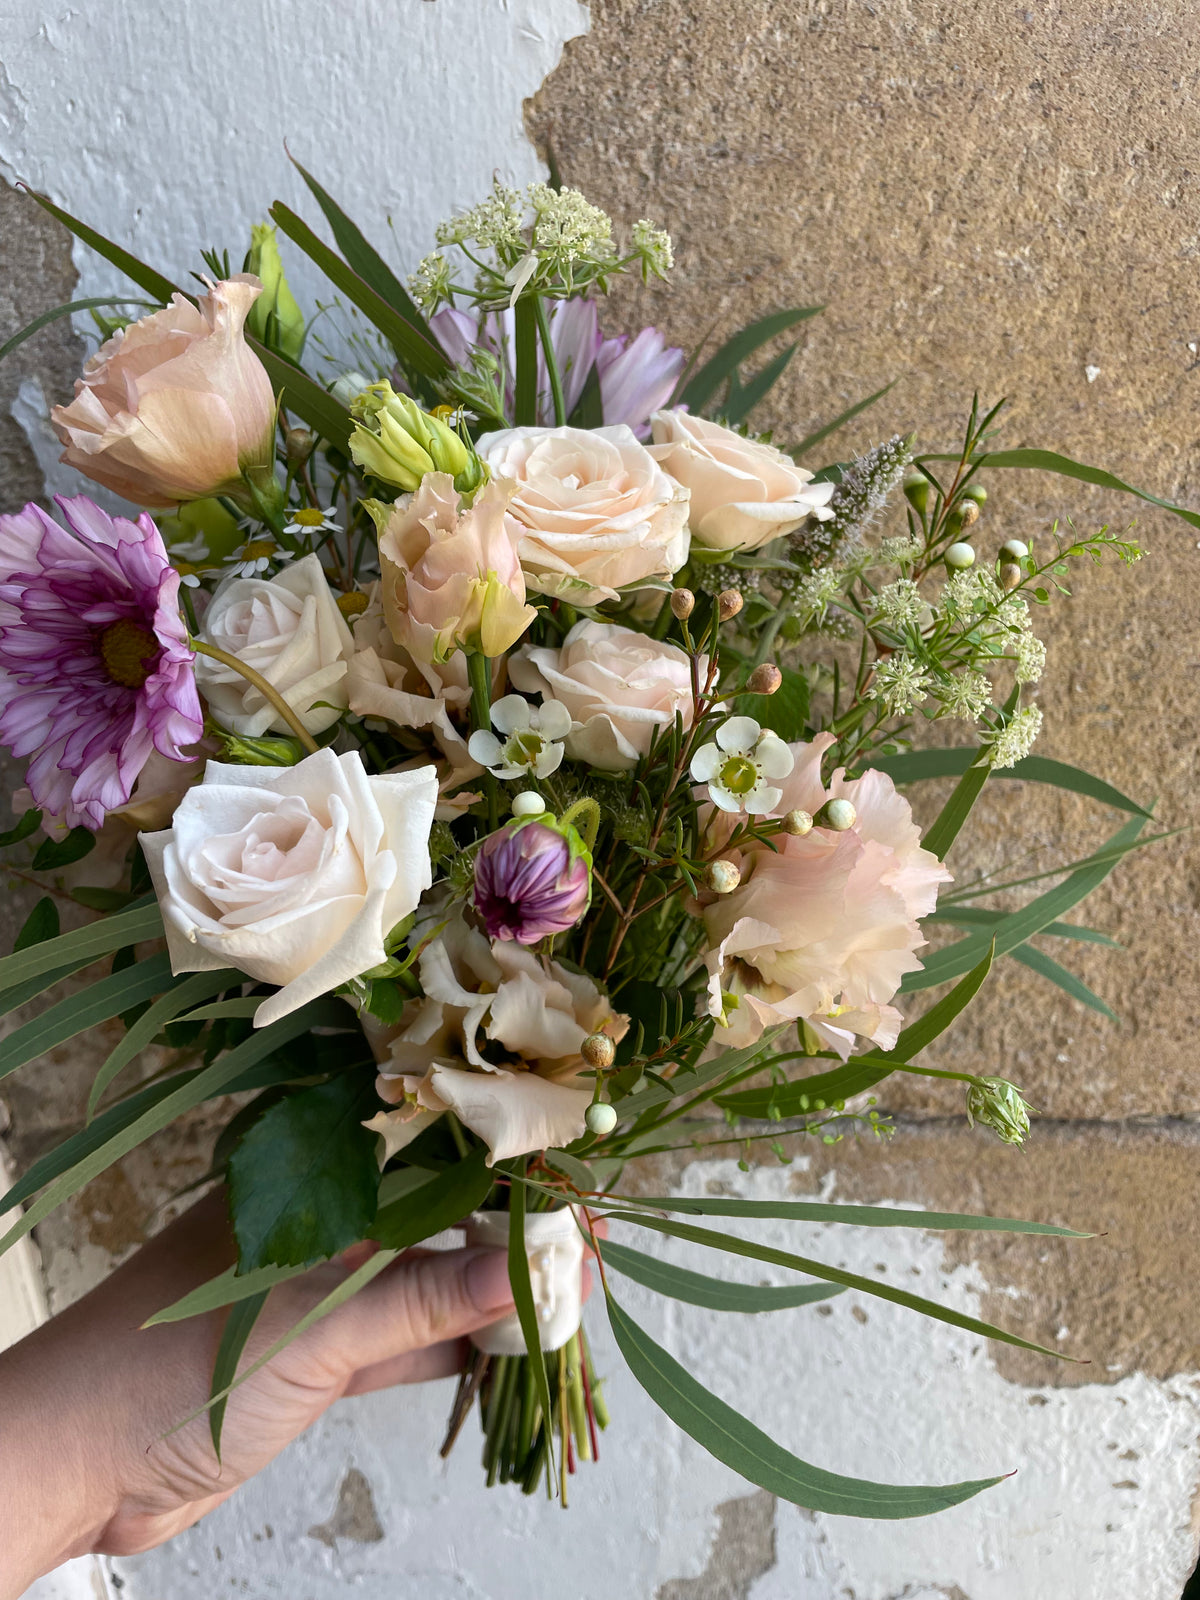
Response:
0,495,204,830
473,820,591,944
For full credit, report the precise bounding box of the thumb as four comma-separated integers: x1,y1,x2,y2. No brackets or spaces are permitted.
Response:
319,1247,515,1374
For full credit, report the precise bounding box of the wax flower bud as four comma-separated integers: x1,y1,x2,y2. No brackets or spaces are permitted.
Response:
472,815,592,945
999,562,1022,593
999,539,1029,560
963,483,987,505
243,222,306,363
511,790,547,818
586,1101,618,1135
285,426,315,469
670,587,696,620
903,470,930,515
350,382,486,496
814,797,857,832
965,1077,1032,1146
944,541,976,570
717,588,744,622
706,858,742,895
953,498,981,529
781,807,813,836
581,1032,616,1069
746,663,782,696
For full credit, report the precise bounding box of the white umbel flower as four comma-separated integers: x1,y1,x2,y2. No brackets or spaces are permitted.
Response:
690,715,795,815
468,695,573,780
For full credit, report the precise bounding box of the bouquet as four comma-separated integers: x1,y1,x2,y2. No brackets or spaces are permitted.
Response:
0,164,1182,1517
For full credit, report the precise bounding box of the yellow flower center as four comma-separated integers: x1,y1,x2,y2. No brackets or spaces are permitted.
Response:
240,539,277,560
98,619,160,690
511,730,546,765
336,591,370,618
290,508,328,528
719,754,759,796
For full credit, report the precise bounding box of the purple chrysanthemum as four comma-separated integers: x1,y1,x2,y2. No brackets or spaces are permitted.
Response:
0,495,204,830
473,821,591,945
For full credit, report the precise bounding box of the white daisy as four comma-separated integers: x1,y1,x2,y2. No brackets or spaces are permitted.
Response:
689,716,795,815
223,539,296,580
284,505,341,540
468,695,573,781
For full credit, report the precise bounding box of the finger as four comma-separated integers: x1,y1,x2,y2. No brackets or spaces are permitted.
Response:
317,1247,514,1375
343,1337,468,1396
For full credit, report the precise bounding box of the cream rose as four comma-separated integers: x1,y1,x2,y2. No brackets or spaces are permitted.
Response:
650,408,835,551
141,749,437,1028
475,424,690,605
510,619,700,770
51,277,276,508
194,553,355,737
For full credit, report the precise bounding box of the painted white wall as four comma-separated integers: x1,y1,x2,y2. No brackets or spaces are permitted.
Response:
2,4,1199,1596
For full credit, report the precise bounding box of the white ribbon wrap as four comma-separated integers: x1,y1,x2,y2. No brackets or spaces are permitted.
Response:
464,1208,584,1356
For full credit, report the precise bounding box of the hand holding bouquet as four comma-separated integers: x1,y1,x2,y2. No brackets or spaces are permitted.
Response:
0,165,1179,1517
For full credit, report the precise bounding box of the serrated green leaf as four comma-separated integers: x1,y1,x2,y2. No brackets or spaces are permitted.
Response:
680,308,823,415
209,1290,269,1457
0,810,41,848
0,950,176,1082
610,1213,1071,1357
601,1239,843,1312
14,899,59,952
867,747,1153,818
0,899,162,999
790,382,896,460
228,1074,381,1272
0,297,158,364
32,828,95,871
607,1293,1002,1517
19,188,183,305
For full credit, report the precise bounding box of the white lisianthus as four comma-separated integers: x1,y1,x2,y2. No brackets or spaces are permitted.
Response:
690,716,795,814
467,694,572,780
650,409,835,551
140,749,438,1028
195,552,355,736
475,424,690,605
511,620,699,771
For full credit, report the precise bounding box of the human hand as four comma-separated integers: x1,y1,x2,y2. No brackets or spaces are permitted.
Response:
0,1189,525,1596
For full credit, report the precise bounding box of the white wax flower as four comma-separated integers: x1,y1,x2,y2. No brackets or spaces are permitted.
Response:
468,694,573,780
690,716,795,815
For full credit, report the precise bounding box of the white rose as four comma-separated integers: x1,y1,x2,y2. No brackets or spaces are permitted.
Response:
195,553,355,736
140,749,438,1028
510,619,700,771
475,424,690,605
650,408,835,551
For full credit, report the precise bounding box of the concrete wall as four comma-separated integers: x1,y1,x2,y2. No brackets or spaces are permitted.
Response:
3,2,1200,1596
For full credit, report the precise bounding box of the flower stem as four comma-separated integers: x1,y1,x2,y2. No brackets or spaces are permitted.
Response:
533,295,567,427
189,637,320,755
466,650,500,829
513,295,540,427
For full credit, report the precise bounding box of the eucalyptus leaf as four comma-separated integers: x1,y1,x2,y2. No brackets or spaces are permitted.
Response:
506,1159,558,1488
868,747,1153,818
0,951,176,1082
0,899,162,1002
790,382,895,460
249,341,352,452
14,899,59,952
19,188,182,304
601,1239,843,1313
209,1291,269,1457
679,308,823,415
1010,943,1118,1020
0,297,158,364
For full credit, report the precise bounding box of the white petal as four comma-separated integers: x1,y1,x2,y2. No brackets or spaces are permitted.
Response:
490,694,532,735
745,784,782,815
535,741,565,778
426,1064,591,1165
755,733,796,779
690,742,723,782
468,730,504,766
536,699,574,740
717,715,760,754
708,783,742,813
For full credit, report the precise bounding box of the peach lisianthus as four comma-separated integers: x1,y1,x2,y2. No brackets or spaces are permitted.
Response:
51,277,277,508
702,734,951,1057
374,474,536,665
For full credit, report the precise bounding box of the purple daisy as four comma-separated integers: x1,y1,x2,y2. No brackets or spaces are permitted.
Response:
0,495,204,830
473,820,591,945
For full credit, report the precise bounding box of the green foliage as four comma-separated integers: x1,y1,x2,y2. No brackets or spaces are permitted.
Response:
19,187,182,304
209,1291,269,1457
601,1239,843,1313
0,810,41,848
14,898,59,951
790,382,895,459
31,828,95,871
0,951,176,1082
678,307,823,415
732,665,809,742
0,899,163,1005
505,1158,558,1491
228,1073,381,1271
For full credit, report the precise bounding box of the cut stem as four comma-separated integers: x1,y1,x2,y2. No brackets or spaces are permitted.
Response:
533,295,567,426
189,637,319,754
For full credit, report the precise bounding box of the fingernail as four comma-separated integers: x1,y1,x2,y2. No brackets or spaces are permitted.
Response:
465,1248,515,1313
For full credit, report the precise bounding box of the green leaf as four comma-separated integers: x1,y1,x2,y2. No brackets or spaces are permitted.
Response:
145,1259,310,1327
867,748,1153,818
543,1150,600,1193
928,907,1119,947
604,1195,1086,1238
922,758,990,861
85,968,245,1123
508,1159,558,1488
888,943,995,1058
902,813,1150,992
209,1291,269,1458
0,998,355,1261
0,899,162,1001
722,343,798,426
287,155,435,338
600,1238,843,1312
228,1074,381,1271
569,361,604,429
0,298,158,364
0,950,176,1082
609,1213,1071,1356
606,1293,1002,1517
618,1030,785,1120
269,202,448,382
1010,943,1118,1020
513,295,539,427
249,340,352,452
370,1149,493,1249
0,810,41,848
14,899,59,952
733,666,809,742
790,382,896,460
716,1056,895,1121
71,887,136,913
679,308,824,415
32,828,95,871
19,188,182,304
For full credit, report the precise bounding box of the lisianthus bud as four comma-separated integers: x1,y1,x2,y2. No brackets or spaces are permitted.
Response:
999,562,1022,593
215,731,306,767
472,817,591,944
814,797,857,831
350,383,485,496
244,223,306,363
717,588,743,622
781,807,813,836
965,1077,1032,1146
670,587,696,620
746,663,782,696
706,859,742,894
585,1101,618,1135
944,541,976,570
581,1032,616,1069
999,539,1029,560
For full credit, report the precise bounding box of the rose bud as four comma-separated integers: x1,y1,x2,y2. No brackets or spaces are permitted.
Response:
670,586,696,620
745,663,782,696
472,817,591,945
717,588,743,622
